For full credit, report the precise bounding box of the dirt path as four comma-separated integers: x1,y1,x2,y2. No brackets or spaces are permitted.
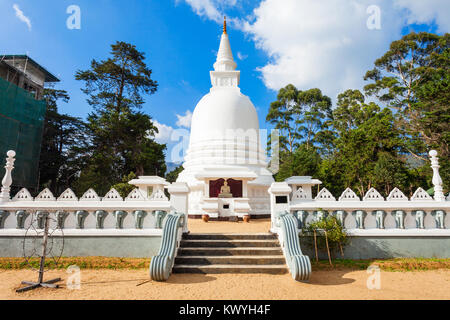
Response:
3,219,448,300
187,218,271,233
1,269,449,300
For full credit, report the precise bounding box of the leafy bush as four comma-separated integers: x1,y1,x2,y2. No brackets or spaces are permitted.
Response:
111,172,137,198
301,215,349,260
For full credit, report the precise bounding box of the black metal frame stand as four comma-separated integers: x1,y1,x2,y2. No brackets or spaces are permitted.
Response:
16,215,62,293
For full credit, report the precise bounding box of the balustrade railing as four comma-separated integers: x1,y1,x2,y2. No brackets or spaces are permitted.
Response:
269,150,450,235
0,151,189,234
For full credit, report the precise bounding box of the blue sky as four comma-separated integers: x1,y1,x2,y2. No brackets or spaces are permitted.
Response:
1,0,448,162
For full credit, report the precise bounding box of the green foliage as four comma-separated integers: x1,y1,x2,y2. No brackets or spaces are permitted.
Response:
364,32,449,189
267,32,448,196
328,91,408,196
267,85,332,153
0,257,152,270
301,215,349,258
111,172,137,198
74,41,166,194
372,152,411,195
165,164,184,183
275,145,321,182
38,88,88,195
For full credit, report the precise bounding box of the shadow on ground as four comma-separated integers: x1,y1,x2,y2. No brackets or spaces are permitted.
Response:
167,274,217,284
308,271,356,286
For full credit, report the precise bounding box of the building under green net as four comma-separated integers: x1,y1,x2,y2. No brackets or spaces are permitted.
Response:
0,55,59,191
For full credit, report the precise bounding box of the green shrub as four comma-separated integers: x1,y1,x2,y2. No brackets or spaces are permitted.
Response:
301,215,349,259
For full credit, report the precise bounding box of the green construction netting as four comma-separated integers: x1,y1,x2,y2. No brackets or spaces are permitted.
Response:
0,77,46,190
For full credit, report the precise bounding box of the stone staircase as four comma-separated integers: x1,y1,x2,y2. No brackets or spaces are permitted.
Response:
173,233,288,274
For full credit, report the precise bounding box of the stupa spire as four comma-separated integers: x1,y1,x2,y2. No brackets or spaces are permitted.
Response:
214,18,237,72
210,18,240,88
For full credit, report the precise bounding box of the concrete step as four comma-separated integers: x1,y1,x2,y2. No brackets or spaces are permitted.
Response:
172,264,288,274
177,247,284,256
175,255,286,265
180,239,280,248
183,233,277,240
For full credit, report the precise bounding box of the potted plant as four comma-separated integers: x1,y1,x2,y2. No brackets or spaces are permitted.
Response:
202,214,209,222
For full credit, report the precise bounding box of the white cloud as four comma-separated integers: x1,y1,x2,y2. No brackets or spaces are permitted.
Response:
13,4,31,31
153,119,191,163
237,52,248,60
181,0,449,101
153,111,192,144
183,0,222,22
153,120,174,144
176,110,193,128
242,0,407,99
394,0,450,32
182,0,238,23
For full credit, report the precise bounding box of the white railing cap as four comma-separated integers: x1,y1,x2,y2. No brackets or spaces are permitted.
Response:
129,176,169,186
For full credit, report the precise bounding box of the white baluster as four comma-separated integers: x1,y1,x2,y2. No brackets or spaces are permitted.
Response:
0,150,16,202
429,150,445,201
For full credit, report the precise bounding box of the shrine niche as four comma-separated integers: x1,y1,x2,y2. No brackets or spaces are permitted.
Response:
209,178,243,198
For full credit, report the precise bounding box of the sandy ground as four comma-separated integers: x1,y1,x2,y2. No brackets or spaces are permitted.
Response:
187,218,272,233
1,269,449,300
2,219,448,300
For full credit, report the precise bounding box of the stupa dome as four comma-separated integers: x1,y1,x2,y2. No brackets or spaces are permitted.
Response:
177,18,274,219
189,88,260,148
183,19,266,168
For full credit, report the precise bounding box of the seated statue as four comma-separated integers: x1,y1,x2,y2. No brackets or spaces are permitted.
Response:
218,180,233,198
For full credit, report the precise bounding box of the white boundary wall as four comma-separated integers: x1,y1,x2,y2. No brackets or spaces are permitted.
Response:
0,151,190,237
269,150,450,237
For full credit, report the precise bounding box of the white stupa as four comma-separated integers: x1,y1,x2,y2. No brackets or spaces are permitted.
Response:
177,18,274,219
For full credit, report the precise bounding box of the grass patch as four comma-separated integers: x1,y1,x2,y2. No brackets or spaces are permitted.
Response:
0,257,150,270
0,257,449,271
311,258,450,271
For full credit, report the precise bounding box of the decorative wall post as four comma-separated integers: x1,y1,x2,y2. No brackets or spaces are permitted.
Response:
353,210,366,229
0,210,9,228
314,210,327,222
268,182,292,233
133,210,147,229
373,210,386,229
36,211,49,229
113,211,127,229
0,150,16,202
333,210,347,226
392,210,405,229
95,210,108,229
167,182,190,233
294,210,308,228
152,210,167,229
429,150,445,201
75,210,88,229
55,211,69,229
432,210,446,229
412,210,425,229
15,210,28,229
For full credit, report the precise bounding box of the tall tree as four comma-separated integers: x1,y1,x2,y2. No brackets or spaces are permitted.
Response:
326,90,411,196
267,85,332,181
38,88,87,195
266,84,301,153
75,41,165,195
364,32,449,161
267,85,332,153
297,88,332,150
